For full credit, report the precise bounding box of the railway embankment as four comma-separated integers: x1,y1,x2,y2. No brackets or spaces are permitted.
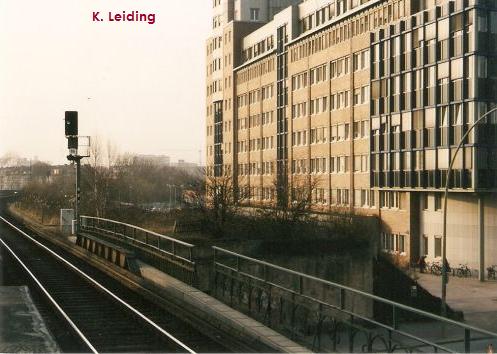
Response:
6,204,309,353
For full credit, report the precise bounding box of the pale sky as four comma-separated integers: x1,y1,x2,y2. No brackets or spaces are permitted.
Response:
0,0,212,165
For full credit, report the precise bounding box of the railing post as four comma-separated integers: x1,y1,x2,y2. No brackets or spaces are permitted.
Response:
157,236,160,250
348,315,354,353
172,241,176,256
340,288,345,310
298,275,303,294
464,329,470,353
392,305,398,330
145,232,148,245
236,256,240,272
188,247,192,261
263,264,268,282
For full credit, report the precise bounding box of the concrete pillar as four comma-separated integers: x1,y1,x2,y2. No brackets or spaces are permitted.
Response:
479,194,485,282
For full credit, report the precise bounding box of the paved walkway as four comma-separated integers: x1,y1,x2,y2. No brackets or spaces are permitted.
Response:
0,286,59,352
414,272,497,332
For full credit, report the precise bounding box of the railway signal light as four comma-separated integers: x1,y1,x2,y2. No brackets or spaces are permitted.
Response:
64,110,83,235
65,111,78,137
65,111,79,152
68,137,78,150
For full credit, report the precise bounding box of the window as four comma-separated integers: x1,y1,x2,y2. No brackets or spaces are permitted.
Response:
422,194,429,210
398,235,405,253
435,194,442,211
250,8,260,21
422,235,429,256
381,233,406,253
434,236,442,258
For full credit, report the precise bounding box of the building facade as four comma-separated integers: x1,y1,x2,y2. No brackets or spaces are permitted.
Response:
205,0,497,274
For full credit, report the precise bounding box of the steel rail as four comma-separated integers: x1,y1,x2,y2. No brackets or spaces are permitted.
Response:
0,238,98,354
0,216,196,354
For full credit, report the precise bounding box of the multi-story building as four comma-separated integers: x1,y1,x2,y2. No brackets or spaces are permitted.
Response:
133,154,171,167
205,0,497,274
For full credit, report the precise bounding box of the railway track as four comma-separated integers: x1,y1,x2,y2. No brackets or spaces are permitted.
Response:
0,214,229,353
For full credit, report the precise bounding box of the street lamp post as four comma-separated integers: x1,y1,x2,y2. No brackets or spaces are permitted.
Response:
441,106,497,317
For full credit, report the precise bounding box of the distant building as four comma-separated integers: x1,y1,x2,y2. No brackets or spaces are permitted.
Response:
133,154,171,166
171,160,202,177
0,167,31,190
0,164,74,190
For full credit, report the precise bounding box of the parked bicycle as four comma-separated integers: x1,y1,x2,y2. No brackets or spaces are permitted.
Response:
487,265,497,280
429,261,443,276
455,264,472,278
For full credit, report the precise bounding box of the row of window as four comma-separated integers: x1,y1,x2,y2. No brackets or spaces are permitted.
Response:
237,136,275,153
354,188,375,208
207,79,223,97
206,99,231,117
239,186,276,201
237,111,275,130
212,120,368,150
207,143,233,156
208,57,222,75
290,120,369,145
292,156,349,174
290,0,406,63
291,55,369,92
310,96,328,115
208,35,222,55
206,164,232,177
206,120,232,136
379,191,401,209
290,87,369,118
422,193,443,211
421,234,443,258
236,57,275,85
381,233,406,254
212,14,222,30
236,184,378,208
310,64,328,85
237,84,275,107
237,162,275,176
292,154,370,174
370,103,488,153
300,0,374,35
241,35,274,63
291,71,308,91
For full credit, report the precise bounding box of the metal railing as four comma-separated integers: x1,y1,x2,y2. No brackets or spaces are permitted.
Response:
212,246,497,353
80,216,196,285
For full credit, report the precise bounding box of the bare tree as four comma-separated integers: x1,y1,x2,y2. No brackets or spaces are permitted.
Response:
200,173,251,237
83,135,110,217
0,152,26,168
106,140,119,169
263,175,321,223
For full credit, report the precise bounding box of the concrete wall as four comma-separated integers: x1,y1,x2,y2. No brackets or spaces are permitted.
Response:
419,192,497,272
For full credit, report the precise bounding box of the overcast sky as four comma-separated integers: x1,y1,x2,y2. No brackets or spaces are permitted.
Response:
0,0,212,165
